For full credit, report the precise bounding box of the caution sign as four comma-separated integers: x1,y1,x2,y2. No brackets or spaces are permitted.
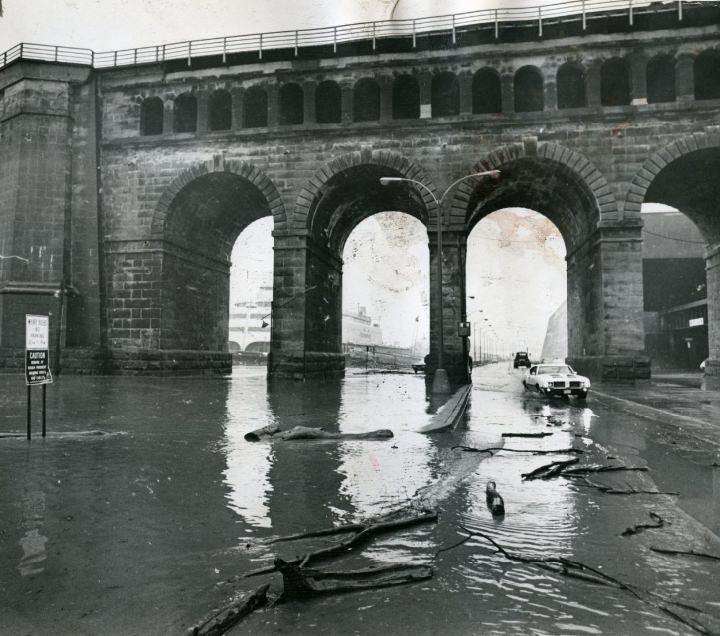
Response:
25,315,52,386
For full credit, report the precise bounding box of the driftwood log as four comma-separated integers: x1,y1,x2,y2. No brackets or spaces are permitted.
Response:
188,583,269,636
245,425,393,442
275,559,433,597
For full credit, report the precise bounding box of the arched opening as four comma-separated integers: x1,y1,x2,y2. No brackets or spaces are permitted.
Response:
140,97,163,135
173,92,197,133
640,147,720,377
208,89,232,131
601,57,631,106
647,55,676,104
472,68,502,114
303,163,430,366
514,66,544,112
243,87,268,128
158,172,274,352
694,50,720,101
557,62,586,109
466,209,566,367
353,78,380,122
342,213,429,368
392,74,420,120
229,217,274,363
278,83,304,126
431,71,459,117
464,156,600,380
316,81,341,124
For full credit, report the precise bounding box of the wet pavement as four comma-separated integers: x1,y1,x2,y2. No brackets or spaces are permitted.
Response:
1,364,719,635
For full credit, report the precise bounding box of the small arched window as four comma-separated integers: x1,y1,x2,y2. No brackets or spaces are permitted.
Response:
431,72,459,117
173,93,197,133
694,50,720,101
392,74,420,119
514,66,544,112
140,97,163,135
472,68,501,114
208,89,232,131
279,83,304,126
601,57,631,106
353,78,380,122
316,81,341,124
647,55,676,104
243,87,268,128
557,62,586,109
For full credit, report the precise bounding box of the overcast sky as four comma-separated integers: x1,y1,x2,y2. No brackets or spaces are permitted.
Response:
0,0,544,51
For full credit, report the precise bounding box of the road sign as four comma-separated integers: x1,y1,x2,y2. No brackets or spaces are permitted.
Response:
25,315,52,386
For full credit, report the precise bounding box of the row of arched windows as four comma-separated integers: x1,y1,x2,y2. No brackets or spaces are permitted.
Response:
139,50,720,135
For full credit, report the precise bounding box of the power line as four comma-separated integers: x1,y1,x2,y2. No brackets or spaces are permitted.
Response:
642,229,706,245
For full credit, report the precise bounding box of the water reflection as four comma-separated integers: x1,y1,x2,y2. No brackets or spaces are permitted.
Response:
18,491,47,577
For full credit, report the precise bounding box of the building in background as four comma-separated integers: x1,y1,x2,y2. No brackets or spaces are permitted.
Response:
541,301,567,361
642,209,707,369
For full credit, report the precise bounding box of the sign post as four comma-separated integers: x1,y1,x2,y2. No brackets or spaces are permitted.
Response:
25,314,53,439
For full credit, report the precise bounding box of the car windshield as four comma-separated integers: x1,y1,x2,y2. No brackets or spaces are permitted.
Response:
538,365,573,375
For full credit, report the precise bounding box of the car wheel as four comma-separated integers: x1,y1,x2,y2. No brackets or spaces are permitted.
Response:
577,393,587,401
535,385,542,393
522,380,527,389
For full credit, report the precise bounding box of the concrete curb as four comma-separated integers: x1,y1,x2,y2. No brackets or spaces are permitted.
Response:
591,388,720,450
418,385,471,433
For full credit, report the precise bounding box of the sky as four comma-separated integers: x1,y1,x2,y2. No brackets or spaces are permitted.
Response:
0,0,545,52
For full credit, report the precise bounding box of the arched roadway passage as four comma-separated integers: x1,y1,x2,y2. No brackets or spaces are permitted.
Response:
447,141,649,382
626,131,720,388
103,161,284,372
269,150,433,380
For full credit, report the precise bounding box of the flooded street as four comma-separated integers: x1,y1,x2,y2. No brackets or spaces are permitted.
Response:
1,364,719,635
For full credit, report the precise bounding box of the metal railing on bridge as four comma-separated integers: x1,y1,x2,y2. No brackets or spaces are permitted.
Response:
0,0,703,72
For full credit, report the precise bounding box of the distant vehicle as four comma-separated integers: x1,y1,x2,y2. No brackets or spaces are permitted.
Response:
513,351,531,368
523,363,590,399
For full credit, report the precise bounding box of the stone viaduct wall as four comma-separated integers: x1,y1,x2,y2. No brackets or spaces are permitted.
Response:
1,2,720,385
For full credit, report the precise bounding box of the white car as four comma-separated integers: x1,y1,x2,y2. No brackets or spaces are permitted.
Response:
523,363,590,399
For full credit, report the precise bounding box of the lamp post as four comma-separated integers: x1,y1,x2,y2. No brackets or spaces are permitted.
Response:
380,170,500,393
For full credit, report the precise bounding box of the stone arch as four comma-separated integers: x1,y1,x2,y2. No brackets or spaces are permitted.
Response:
152,157,286,238
455,140,614,247
624,128,720,226
296,148,437,252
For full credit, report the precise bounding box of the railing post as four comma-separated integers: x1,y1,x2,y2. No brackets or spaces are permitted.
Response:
222,37,227,63
54,46,59,62
582,0,587,30
452,15,456,44
259,33,263,59
91,50,95,67
162,44,166,62
187,41,191,67
678,0,683,21
333,26,337,53
629,0,633,26
155,46,159,62
134,48,138,65
19,43,24,59
113,50,117,66
4,51,7,67
494,9,499,39
538,6,543,37
372,22,376,50
294,31,298,57
412,19,416,48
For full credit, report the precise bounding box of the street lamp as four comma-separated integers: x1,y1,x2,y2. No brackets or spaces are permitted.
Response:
380,170,500,393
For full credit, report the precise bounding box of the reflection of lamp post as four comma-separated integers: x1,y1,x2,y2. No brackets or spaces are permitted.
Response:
380,170,500,393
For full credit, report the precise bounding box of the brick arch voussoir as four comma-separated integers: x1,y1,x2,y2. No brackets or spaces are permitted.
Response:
625,129,720,218
296,150,438,230
151,160,286,237
462,142,615,224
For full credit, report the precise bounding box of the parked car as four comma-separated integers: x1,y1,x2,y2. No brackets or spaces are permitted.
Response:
513,351,531,368
523,363,590,399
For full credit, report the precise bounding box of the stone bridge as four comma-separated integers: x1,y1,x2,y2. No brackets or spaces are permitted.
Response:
1,1,720,387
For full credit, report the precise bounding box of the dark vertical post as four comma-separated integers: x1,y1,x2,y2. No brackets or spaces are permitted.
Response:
42,384,47,437
27,385,31,440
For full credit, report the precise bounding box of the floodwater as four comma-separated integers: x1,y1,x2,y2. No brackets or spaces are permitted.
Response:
0,364,718,636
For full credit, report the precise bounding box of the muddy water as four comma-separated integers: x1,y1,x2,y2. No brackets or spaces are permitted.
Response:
0,365,718,635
